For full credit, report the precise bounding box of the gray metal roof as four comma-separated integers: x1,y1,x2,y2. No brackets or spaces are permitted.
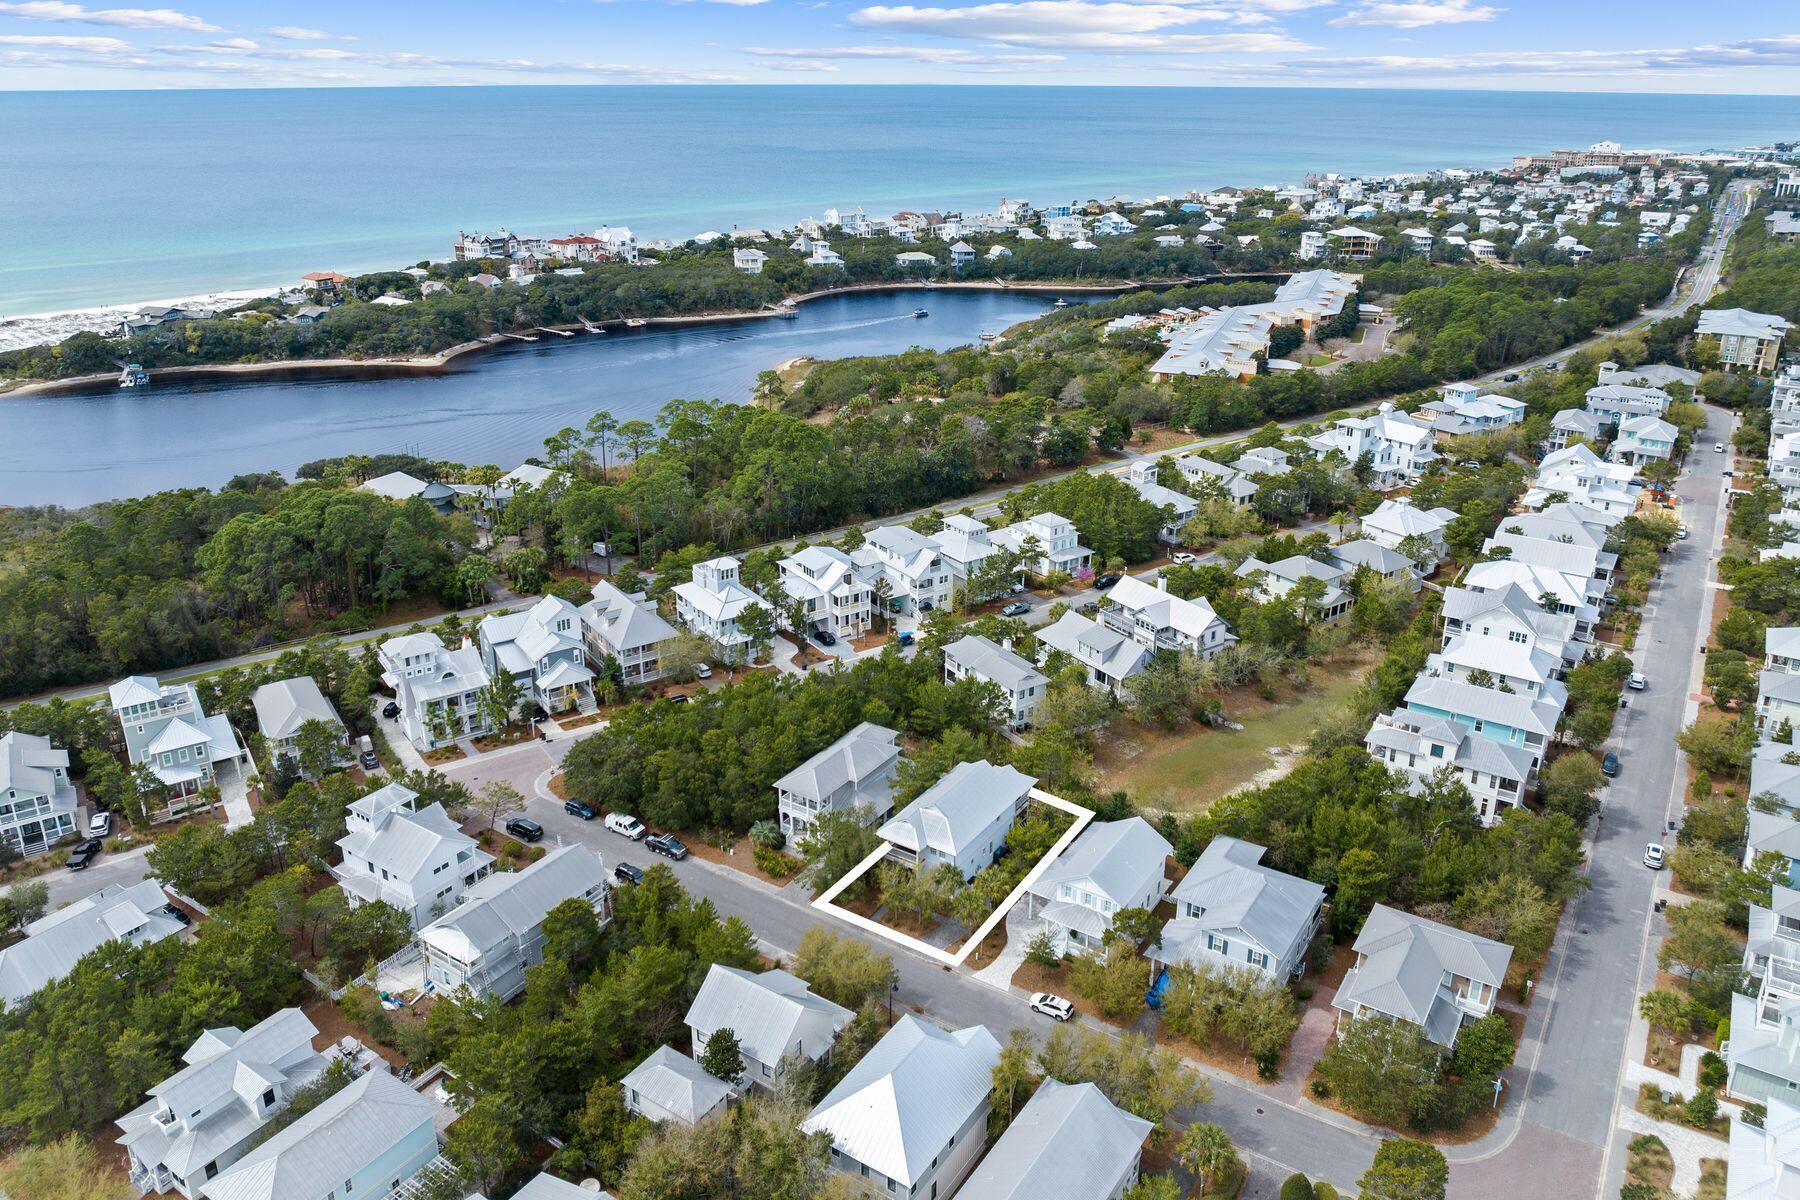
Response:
773,722,901,805
621,1045,733,1125
1333,905,1512,1045
802,1016,1001,1188
685,964,851,1070
418,845,606,965
0,878,182,1007
944,635,1047,694
0,730,69,799
1768,629,1800,662
1402,675,1562,737
201,1069,437,1200
957,1080,1151,1200
1165,837,1323,961
251,677,343,741
877,759,1034,857
1029,818,1170,910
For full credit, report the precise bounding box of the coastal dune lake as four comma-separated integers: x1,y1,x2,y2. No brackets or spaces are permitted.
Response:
1,289,1070,508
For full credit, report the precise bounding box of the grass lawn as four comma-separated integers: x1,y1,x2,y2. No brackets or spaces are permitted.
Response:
1095,648,1376,814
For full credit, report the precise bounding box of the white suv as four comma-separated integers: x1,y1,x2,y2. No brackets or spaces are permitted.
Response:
1029,993,1075,1021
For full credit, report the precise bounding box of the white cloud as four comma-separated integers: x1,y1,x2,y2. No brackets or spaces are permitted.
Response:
0,30,131,48
745,43,1064,63
268,25,350,41
847,1,1313,51
0,1,217,30
1275,36,1800,78
761,57,841,69
1330,0,1500,29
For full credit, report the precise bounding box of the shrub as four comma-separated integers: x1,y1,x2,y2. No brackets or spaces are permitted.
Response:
1698,1051,1727,1090
1024,929,1062,969
748,819,785,850
1311,1077,1332,1098
1280,1175,1316,1200
1685,1090,1719,1127
753,845,799,877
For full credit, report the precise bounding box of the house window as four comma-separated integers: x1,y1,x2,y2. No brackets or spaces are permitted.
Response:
1205,933,1228,954
1246,949,1269,969
205,1163,218,1180
261,1088,275,1107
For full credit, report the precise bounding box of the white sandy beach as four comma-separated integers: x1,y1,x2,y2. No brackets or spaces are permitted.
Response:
0,287,281,355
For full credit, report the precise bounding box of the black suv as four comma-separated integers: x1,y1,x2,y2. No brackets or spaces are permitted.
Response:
381,701,401,719
564,799,597,820
1093,572,1122,589
66,837,104,870
645,833,689,861
504,817,544,842
614,862,644,886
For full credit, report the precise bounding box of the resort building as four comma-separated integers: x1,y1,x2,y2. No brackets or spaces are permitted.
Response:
1697,308,1792,374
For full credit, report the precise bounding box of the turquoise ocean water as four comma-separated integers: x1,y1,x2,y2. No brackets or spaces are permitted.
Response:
1,84,1796,315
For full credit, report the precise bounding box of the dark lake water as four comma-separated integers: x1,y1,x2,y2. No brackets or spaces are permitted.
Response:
2,289,1077,507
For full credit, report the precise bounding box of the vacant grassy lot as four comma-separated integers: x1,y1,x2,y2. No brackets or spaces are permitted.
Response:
1095,646,1378,814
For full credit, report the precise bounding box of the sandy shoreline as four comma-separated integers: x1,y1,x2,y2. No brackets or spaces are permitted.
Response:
0,286,285,355
0,276,1239,400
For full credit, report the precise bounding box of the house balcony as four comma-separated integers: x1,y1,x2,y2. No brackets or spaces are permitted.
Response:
128,1159,178,1197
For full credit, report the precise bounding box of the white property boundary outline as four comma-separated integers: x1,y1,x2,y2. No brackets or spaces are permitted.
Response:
811,786,1094,968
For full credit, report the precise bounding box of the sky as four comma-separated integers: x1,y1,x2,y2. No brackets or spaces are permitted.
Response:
0,0,1797,92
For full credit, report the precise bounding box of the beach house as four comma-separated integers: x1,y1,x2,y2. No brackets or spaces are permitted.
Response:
0,878,184,1008
108,676,245,804
579,578,680,685
684,964,852,1090
877,759,1034,879
0,730,78,858
377,632,493,750
332,782,494,928
1150,837,1324,983
250,677,347,778
943,634,1047,730
779,545,875,640
1333,905,1512,1047
957,1080,1153,1200
1024,818,1171,953
673,556,773,663
774,721,903,840
479,595,597,716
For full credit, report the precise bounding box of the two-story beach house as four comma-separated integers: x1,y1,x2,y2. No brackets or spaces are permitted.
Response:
1332,905,1512,1047
0,878,183,1008
1100,575,1236,658
116,1008,329,1199
991,512,1093,579
853,525,956,616
1150,837,1325,983
250,678,347,778
0,730,78,858
957,1079,1152,1200
1036,610,1151,696
579,578,680,686
774,722,902,840
877,759,1034,879
942,634,1047,730
1024,818,1171,953
418,845,610,1001
684,964,852,1090
803,1016,1001,1200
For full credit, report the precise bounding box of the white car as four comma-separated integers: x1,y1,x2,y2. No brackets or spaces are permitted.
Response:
605,812,647,840
1644,843,1666,870
1170,552,1197,565
1714,443,1726,453
1627,673,1648,691
1029,992,1076,1022
693,663,713,679
1676,526,1689,540
88,811,113,838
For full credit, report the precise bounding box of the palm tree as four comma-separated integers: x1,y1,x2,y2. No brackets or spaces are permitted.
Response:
1177,1122,1235,1194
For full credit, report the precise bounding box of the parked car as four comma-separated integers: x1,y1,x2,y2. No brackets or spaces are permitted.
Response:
668,694,692,704
564,799,598,820
1627,673,1648,691
161,903,191,927
815,629,838,646
381,701,401,719
1000,601,1031,617
919,600,935,612
895,631,916,647
1714,443,1726,453
1677,525,1690,540
614,862,644,886
1601,752,1621,778
1503,373,1520,382
66,838,103,870
605,812,647,839
646,832,689,860
504,817,544,843
693,663,713,680
1171,552,1196,565
1029,993,1075,1021
1643,843,1666,870
359,749,381,770
1093,572,1121,589
88,810,112,838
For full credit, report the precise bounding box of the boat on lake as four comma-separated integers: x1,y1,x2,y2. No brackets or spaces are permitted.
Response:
913,308,928,318
118,363,147,388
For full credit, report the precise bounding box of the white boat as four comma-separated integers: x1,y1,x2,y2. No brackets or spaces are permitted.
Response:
913,308,929,318
1051,298,1069,309
624,318,648,328
979,331,1001,343
118,363,147,388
